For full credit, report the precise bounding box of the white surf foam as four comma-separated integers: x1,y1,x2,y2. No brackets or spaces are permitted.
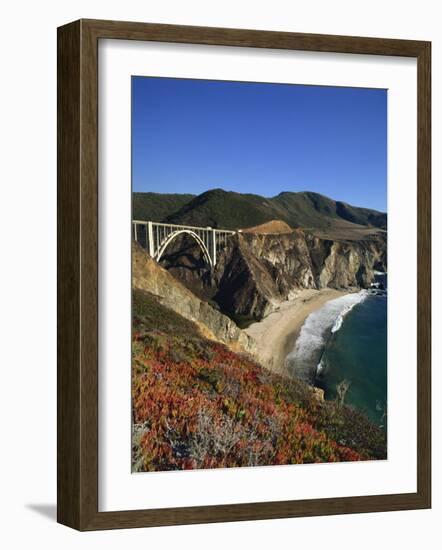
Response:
331,291,368,333
316,358,325,375
286,291,368,382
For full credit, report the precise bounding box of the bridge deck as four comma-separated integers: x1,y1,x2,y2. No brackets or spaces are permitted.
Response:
133,220,236,234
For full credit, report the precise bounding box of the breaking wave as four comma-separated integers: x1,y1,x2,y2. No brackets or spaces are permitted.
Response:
286,291,368,383
331,291,368,333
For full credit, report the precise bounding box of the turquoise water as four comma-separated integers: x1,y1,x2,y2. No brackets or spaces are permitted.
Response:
287,275,387,428
316,285,387,427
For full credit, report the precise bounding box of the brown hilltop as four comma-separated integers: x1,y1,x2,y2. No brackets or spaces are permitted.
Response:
241,219,293,235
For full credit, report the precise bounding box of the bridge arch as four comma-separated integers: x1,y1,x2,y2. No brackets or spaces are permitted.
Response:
156,229,213,268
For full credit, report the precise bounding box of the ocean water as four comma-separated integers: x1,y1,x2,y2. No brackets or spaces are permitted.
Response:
286,275,387,428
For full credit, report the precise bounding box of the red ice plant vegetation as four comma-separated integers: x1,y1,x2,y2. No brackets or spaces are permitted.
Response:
131,289,385,472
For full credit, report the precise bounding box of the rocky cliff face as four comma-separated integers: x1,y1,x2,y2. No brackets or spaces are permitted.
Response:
159,229,387,321
132,243,257,355
212,231,386,320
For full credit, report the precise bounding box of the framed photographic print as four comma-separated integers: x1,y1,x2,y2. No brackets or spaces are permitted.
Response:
57,19,431,530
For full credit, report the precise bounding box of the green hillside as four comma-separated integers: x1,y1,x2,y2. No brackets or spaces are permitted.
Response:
132,192,195,222
165,189,283,229
272,191,387,231
166,189,387,232
133,188,387,234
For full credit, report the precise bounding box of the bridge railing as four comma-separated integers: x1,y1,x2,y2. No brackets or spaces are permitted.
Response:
133,220,236,235
132,221,148,249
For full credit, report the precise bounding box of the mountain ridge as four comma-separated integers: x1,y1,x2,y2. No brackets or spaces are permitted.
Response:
133,188,386,237
132,191,195,222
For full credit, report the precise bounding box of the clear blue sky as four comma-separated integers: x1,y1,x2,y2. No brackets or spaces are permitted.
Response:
132,77,387,212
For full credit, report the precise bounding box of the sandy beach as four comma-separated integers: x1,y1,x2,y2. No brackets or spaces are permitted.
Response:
245,289,348,377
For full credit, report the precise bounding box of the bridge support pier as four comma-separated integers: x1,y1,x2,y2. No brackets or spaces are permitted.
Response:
147,221,154,257
211,228,217,267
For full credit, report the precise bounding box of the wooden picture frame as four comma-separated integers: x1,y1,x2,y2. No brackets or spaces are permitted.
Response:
57,19,431,530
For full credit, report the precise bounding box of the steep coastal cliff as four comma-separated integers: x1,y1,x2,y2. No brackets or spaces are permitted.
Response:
162,229,387,321
132,242,257,355
214,231,386,319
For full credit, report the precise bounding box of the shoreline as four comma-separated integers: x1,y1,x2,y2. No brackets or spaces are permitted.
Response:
244,288,350,377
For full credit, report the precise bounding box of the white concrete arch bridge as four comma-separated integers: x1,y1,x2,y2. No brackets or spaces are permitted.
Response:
133,220,236,268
